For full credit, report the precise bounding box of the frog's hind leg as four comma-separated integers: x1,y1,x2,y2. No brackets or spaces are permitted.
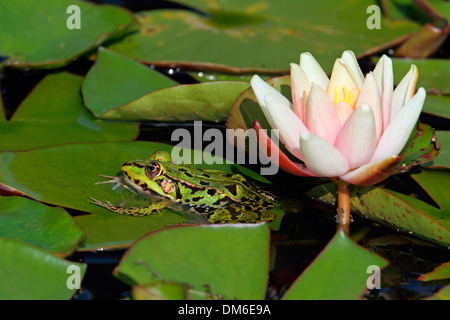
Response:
90,197,166,217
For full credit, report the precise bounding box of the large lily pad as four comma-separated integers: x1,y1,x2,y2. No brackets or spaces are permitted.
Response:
0,196,84,256
419,261,450,281
306,168,450,247
282,229,388,300
0,0,136,69
423,95,450,120
83,48,249,122
0,141,282,250
389,58,450,94
394,122,440,173
82,48,178,116
0,72,139,152
0,237,86,299
425,130,449,169
114,223,270,300
108,0,419,73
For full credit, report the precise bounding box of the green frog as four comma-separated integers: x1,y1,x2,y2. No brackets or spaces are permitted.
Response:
91,151,276,223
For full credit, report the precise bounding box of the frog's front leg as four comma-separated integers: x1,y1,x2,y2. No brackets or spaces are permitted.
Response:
94,175,137,194
90,197,167,217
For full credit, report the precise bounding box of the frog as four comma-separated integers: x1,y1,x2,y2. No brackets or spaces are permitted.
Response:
90,150,277,223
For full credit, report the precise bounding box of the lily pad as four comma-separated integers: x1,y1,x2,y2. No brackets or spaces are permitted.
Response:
0,0,136,69
0,72,139,152
132,282,188,300
82,47,178,116
389,58,450,94
282,229,388,299
419,261,450,281
394,122,440,173
306,169,450,247
82,48,250,122
0,141,282,250
108,0,419,73
0,237,86,299
114,223,270,300
0,196,84,256
425,285,450,300
423,94,450,120
425,130,449,169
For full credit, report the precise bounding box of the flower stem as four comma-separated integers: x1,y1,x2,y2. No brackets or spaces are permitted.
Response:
336,181,351,234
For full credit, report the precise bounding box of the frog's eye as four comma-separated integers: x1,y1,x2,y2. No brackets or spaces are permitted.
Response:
145,162,162,179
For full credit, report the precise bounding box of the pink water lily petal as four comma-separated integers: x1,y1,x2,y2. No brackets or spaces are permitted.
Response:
290,63,310,121
341,50,364,88
250,74,291,111
334,104,377,169
305,83,341,144
371,87,426,163
299,52,329,90
250,75,292,132
355,72,383,141
264,93,309,160
339,156,401,186
372,55,393,130
327,58,359,98
300,133,349,177
253,120,314,177
391,64,418,121
334,101,354,125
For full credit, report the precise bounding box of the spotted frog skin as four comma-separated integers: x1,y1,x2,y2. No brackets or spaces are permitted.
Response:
91,151,276,223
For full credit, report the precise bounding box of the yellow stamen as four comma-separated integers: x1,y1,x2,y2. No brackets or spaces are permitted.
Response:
342,86,351,104
334,87,341,105
333,86,359,109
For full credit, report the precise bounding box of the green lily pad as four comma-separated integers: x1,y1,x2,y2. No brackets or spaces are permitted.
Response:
425,285,450,300
188,71,273,83
99,81,250,122
108,0,419,73
82,48,249,122
0,237,86,299
82,47,178,116
0,72,139,152
0,141,282,250
394,123,440,173
0,0,136,69
389,58,450,94
425,0,450,20
114,223,270,300
423,95,450,120
425,130,449,169
132,281,188,300
0,196,84,256
282,229,388,299
306,169,450,247
419,261,450,281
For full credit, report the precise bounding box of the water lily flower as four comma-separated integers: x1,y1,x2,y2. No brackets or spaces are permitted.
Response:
250,50,427,227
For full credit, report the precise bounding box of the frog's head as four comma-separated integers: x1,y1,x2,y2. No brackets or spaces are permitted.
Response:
121,158,176,199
